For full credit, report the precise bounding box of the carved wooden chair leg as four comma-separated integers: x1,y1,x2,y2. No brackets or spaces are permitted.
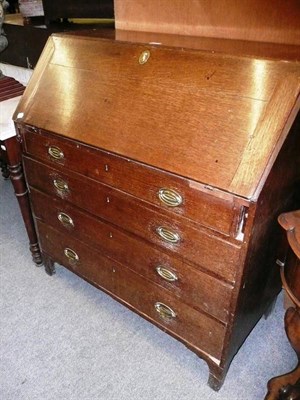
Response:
265,357,300,399
278,378,300,400
265,210,300,400
268,307,300,400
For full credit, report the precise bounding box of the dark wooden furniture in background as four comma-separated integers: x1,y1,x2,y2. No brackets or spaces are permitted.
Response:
114,0,300,45
12,30,300,390
0,145,9,179
0,76,25,178
3,0,299,392
1,14,53,68
42,0,114,25
3,135,42,265
1,6,114,69
265,211,300,400
0,75,42,264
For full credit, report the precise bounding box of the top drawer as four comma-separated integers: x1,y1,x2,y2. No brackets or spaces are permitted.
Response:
22,126,240,236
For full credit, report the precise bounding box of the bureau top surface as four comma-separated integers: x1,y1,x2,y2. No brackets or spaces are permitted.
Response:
14,33,300,199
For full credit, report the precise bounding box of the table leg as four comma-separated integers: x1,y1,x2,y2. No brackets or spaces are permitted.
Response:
265,307,300,400
4,136,42,265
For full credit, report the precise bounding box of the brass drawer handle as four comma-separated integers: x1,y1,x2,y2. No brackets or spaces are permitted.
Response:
53,178,69,193
48,145,64,160
158,188,183,207
156,226,180,244
154,302,176,319
156,266,178,282
58,212,74,228
64,248,79,265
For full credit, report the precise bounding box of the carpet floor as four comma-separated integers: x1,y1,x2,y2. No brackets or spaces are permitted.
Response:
0,176,296,400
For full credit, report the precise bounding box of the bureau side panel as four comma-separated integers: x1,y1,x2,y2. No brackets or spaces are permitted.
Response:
223,111,300,369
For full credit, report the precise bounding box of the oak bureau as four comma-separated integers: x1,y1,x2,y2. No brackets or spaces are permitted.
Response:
13,32,300,390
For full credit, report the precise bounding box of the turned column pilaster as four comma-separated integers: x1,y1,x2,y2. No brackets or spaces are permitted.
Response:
4,134,42,265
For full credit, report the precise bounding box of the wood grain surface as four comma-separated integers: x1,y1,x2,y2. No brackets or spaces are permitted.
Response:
23,156,241,282
30,188,233,323
23,128,239,235
14,34,300,199
115,0,300,45
14,30,300,391
37,221,227,361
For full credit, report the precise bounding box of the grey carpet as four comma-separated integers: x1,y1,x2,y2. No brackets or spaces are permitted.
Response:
0,176,296,400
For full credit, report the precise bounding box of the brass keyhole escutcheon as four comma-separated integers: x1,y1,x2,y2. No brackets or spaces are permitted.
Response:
139,50,150,65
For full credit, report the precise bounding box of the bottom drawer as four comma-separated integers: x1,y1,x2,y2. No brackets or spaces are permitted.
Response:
37,221,226,361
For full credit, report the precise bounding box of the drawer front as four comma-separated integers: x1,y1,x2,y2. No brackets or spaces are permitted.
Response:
37,221,226,360
24,156,241,282
30,188,233,323
23,127,238,235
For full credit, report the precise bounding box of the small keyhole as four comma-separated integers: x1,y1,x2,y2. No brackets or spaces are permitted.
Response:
139,50,150,64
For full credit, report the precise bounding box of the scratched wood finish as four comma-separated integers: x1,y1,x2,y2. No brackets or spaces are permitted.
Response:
14,34,300,199
23,127,238,235
229,77,300,199
15,33,300,391
115,0,300,45
23,156,241,282
115,30,300,62
30,188,233,323
225,114,300,369
37,221,227,360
